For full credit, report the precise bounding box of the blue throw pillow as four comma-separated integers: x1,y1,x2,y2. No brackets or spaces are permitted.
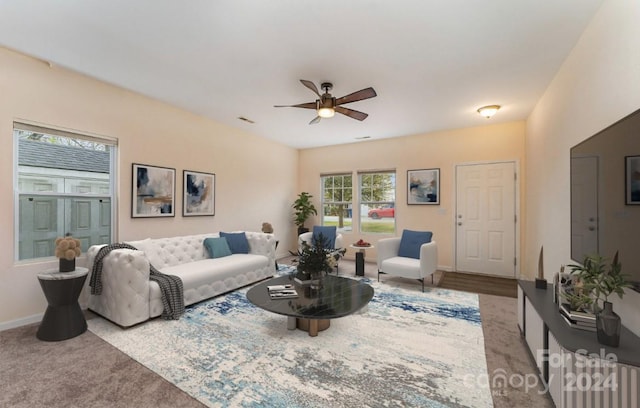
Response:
203,237,232,259
398,229,433,259
312,226,337,249
219,232,250,254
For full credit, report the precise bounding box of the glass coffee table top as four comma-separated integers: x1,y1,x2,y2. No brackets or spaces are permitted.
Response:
246,274,374,320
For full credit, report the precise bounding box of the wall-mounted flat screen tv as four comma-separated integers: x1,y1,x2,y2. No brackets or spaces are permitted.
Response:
570,108,640,291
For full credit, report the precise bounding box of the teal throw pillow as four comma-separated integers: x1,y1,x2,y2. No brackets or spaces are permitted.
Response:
312,226,337,249
397,229,433,259
219,232,250,254
204,237,232,259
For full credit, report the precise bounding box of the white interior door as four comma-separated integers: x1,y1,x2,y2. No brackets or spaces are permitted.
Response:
570,156,598,261
456,162,516,277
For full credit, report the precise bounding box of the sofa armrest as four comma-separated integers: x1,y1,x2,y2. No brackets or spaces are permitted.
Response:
245,232,277,273
419,240,438,277
377,237,401,269
87,246,152,327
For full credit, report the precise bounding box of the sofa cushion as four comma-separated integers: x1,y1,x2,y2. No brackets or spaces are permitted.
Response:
203,237,232,258
220,232,250,254
398,229,433,259
160,254,269,299
312,225,337,249
380,256,422,279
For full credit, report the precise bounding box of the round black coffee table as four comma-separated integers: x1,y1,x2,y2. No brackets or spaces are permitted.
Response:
247,274,374,336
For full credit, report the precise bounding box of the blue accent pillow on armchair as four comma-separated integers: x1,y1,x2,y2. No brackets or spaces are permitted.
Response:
312,226,337,249
398,229,433,259
219,232,250,254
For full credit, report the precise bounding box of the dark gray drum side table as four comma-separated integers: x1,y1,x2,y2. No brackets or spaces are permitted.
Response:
36,267,89,341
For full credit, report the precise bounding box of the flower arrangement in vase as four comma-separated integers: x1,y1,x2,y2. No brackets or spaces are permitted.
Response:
295,233,345,286
55,235,82,272
568,252,631,347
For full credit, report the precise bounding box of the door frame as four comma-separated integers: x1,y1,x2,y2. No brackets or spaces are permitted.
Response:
452,159,521,278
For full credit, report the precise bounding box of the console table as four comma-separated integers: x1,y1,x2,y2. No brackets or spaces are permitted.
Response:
518,280,640,407
36,267,89,341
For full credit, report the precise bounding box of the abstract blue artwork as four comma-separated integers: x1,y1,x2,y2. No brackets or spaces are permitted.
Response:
183,170,215,216
132,163,175,217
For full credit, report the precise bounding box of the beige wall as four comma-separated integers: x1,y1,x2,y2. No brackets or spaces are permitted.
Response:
0,47,298,328
298,121,526,271
525,0,640,335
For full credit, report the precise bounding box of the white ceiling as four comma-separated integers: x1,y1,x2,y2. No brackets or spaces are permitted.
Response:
0,0,604,149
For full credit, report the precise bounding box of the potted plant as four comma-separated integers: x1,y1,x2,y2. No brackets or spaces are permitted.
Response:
568,252,631,347
294,233,346,288
55,235,82,272
292,192,317,235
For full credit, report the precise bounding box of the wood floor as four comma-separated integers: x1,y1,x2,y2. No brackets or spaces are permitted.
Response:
438,271,517,298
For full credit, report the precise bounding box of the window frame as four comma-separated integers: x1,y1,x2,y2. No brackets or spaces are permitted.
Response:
13,122,118,262
320,173,353,233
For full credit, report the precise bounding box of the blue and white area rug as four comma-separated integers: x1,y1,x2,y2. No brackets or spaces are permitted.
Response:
88,266,493,408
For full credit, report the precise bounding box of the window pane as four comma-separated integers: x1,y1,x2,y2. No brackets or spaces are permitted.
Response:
321,174,353,233
15,126,115,261
359,172,396,234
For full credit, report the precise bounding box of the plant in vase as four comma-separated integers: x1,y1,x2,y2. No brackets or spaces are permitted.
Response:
294,233,346,285
55,235,82,272
568,252,631,347
292,192,317,235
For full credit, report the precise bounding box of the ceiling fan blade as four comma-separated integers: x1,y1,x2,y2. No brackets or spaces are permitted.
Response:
335,106,369,121
300,80,321,97
309,116,321,125
335,87,377,106
273,102,317,109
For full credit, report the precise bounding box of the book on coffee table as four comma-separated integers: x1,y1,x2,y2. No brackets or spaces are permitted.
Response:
267,285,298,299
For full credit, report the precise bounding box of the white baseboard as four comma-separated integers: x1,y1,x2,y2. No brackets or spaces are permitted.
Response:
0,313,43,332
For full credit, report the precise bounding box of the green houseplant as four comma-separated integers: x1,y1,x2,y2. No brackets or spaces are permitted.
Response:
568,252,631,347
292,192,317,235
294,233,346,288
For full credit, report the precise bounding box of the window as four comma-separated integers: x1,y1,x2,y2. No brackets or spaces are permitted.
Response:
359,171,396,233
14,123,117,261
321,174,353,233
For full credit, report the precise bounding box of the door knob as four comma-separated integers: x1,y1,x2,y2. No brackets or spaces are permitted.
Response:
458,222,463,226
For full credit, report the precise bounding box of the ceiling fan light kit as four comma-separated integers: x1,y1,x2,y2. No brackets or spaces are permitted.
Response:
275,79,377,124
477,105,501,118
318,107,335,118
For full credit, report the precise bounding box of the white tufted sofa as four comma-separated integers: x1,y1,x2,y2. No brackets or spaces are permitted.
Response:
85,232,276,327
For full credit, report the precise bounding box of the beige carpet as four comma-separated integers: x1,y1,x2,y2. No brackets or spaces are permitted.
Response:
0,259,553,407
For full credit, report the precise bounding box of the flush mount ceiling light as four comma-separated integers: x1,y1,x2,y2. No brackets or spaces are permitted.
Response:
477,105,501,118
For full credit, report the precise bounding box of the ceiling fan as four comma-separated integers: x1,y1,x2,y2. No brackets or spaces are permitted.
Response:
275,80,377,125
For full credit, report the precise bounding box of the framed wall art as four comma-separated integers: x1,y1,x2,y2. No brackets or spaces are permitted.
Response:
132,163,175,217
407,168,440,205
626,155,640,205
183,170,215,216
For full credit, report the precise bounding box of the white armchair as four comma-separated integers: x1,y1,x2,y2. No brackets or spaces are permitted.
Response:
377,237,437,291
298,232,344,252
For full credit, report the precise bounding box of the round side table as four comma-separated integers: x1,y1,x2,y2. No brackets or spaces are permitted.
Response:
349,244,375,277
36,267,89,341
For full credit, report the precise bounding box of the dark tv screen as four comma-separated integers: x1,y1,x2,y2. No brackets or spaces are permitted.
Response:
570,108,640,290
